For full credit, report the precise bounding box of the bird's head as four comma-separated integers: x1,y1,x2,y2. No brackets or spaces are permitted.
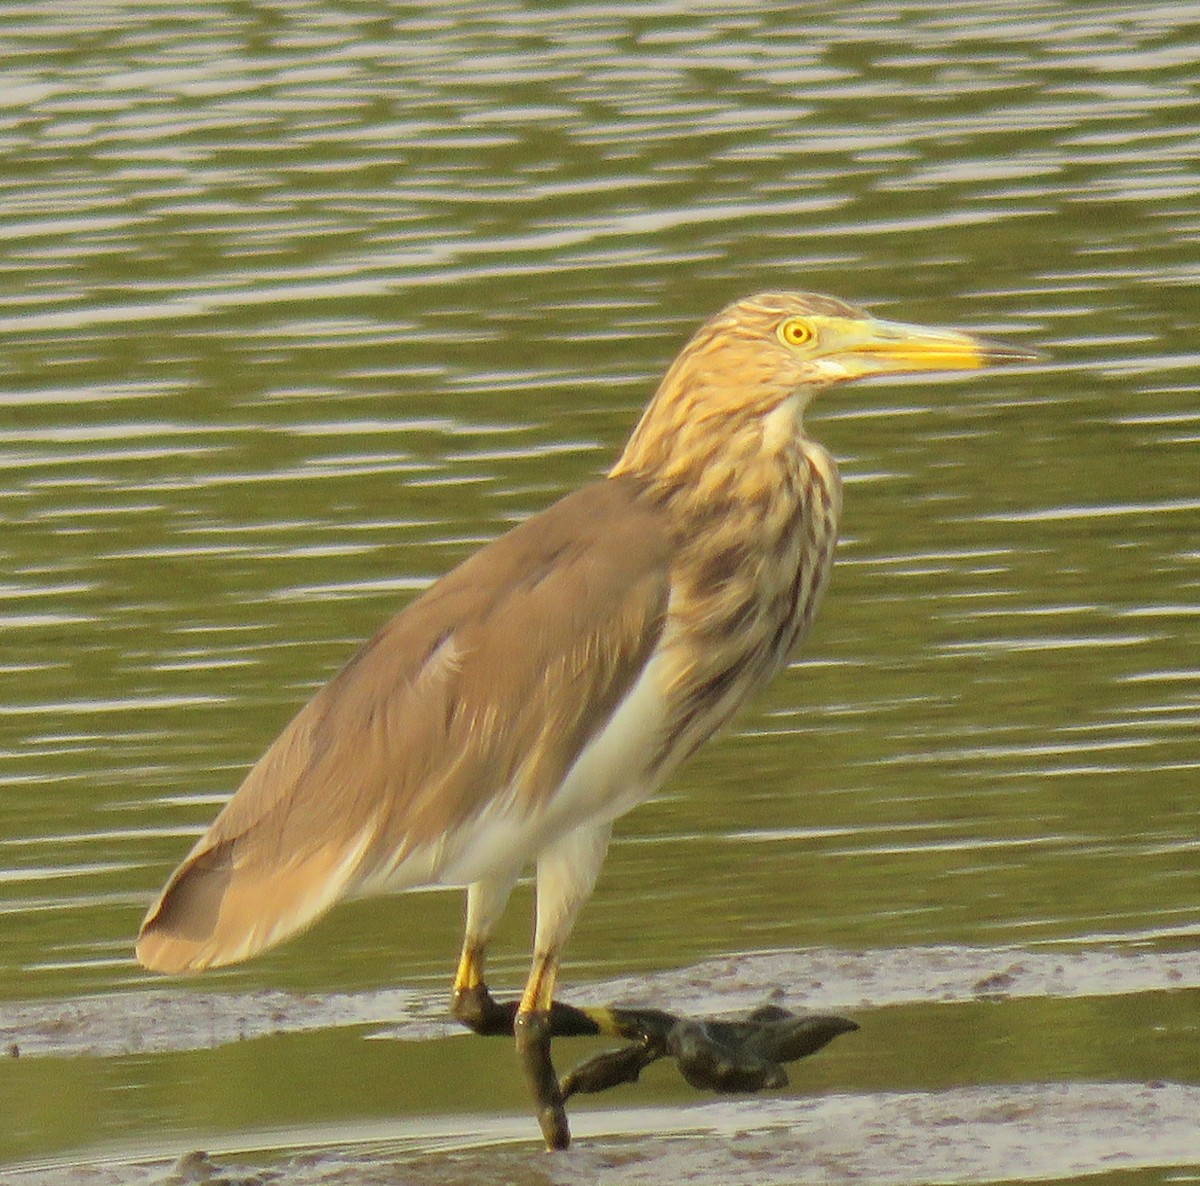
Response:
614,290,1036,479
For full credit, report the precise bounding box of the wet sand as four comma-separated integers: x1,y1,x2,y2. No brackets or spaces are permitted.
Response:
2,945,1199,1183
3,943,1198,1060
7,1082,1200,1186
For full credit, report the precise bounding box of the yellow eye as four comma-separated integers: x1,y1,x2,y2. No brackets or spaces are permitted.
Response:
779,318,813,347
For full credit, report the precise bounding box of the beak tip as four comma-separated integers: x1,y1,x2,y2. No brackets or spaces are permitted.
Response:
976,337,1043,367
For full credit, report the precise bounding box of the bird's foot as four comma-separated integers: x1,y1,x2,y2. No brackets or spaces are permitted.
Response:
451,981,603,1038
561,1001,858,1098
451,981,603,1150
450,983,856,1147
450,981,515,1035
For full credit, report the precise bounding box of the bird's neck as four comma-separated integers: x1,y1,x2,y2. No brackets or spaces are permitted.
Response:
610,395,833,530
611,396,843,771
610,391,843,652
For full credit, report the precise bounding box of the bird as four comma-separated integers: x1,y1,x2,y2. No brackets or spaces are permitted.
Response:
136,291,1035,1149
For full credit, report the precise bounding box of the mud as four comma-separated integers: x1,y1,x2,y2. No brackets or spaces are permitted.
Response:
3,946,1198,1185
2,944,1197,1060
7,1083,1200,1186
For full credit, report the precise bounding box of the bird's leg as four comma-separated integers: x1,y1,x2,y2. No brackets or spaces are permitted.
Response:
558,1005,676,1098
450,875,519,1035
450,873,606,1039
449,865,855,1127
453,967,614,1038
448,879,624,1040
450,942,515,1035
513,822,612,1150
515,950,571,1150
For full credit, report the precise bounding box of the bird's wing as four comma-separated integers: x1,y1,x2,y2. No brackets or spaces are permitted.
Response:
136,476,672,973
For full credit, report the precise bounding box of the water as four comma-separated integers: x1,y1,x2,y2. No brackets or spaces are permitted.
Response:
1,1,1198,1179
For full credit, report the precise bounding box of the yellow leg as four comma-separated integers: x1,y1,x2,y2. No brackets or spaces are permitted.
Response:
450,877,519,1036
453,941,483,995
515,821,613,1150
517,947,558,1016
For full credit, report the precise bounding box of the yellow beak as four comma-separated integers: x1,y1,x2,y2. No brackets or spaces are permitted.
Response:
826,315,1039,380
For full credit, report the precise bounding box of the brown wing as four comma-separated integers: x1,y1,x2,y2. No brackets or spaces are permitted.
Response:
136,475,672,973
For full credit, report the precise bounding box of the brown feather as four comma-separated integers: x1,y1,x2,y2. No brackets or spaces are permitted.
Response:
137,476,672,972
139,290,1021,987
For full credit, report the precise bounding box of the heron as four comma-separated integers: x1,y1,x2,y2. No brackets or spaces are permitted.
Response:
137,291,1035,1148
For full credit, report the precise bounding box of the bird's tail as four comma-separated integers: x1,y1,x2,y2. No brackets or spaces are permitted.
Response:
136,823,376,974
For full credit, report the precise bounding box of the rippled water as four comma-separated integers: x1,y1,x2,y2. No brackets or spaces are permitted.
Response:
1,1,1198,1179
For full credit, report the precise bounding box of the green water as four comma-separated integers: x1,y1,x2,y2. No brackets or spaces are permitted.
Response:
1,2,1197,1179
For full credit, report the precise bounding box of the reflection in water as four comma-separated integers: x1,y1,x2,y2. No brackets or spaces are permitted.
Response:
0,0,1197,1176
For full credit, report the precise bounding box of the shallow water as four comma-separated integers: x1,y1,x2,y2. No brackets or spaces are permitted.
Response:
1,1,1198,1180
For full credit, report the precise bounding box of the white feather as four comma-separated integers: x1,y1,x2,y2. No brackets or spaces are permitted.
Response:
359,649,670,894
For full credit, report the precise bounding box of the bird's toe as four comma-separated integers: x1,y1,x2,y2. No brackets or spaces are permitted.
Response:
560,1038,662,1099
450,982,517,1035
665,1004,859,1093
744,1012,859,1064
667,1019,787,1092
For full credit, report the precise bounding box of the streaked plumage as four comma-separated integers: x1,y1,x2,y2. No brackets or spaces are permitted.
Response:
138,291,1033,1148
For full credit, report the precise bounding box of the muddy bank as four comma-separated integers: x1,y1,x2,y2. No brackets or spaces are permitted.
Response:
2,947,1198,1184
2,944,1197,1059
7,1082,1200,1186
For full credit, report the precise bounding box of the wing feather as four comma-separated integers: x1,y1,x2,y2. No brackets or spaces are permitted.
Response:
137,476,672,972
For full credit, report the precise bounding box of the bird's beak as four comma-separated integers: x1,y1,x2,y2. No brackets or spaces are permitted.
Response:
823,314,1040,380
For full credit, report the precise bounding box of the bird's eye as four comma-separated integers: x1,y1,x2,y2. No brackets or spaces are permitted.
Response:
779,318,814,347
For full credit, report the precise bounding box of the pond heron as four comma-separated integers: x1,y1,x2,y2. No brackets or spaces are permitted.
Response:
137,292,1034,1148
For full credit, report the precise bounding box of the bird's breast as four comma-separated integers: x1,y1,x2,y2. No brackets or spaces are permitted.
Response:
652,439,842,770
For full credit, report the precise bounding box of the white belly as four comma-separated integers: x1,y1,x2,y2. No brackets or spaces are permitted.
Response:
360,648,670,893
